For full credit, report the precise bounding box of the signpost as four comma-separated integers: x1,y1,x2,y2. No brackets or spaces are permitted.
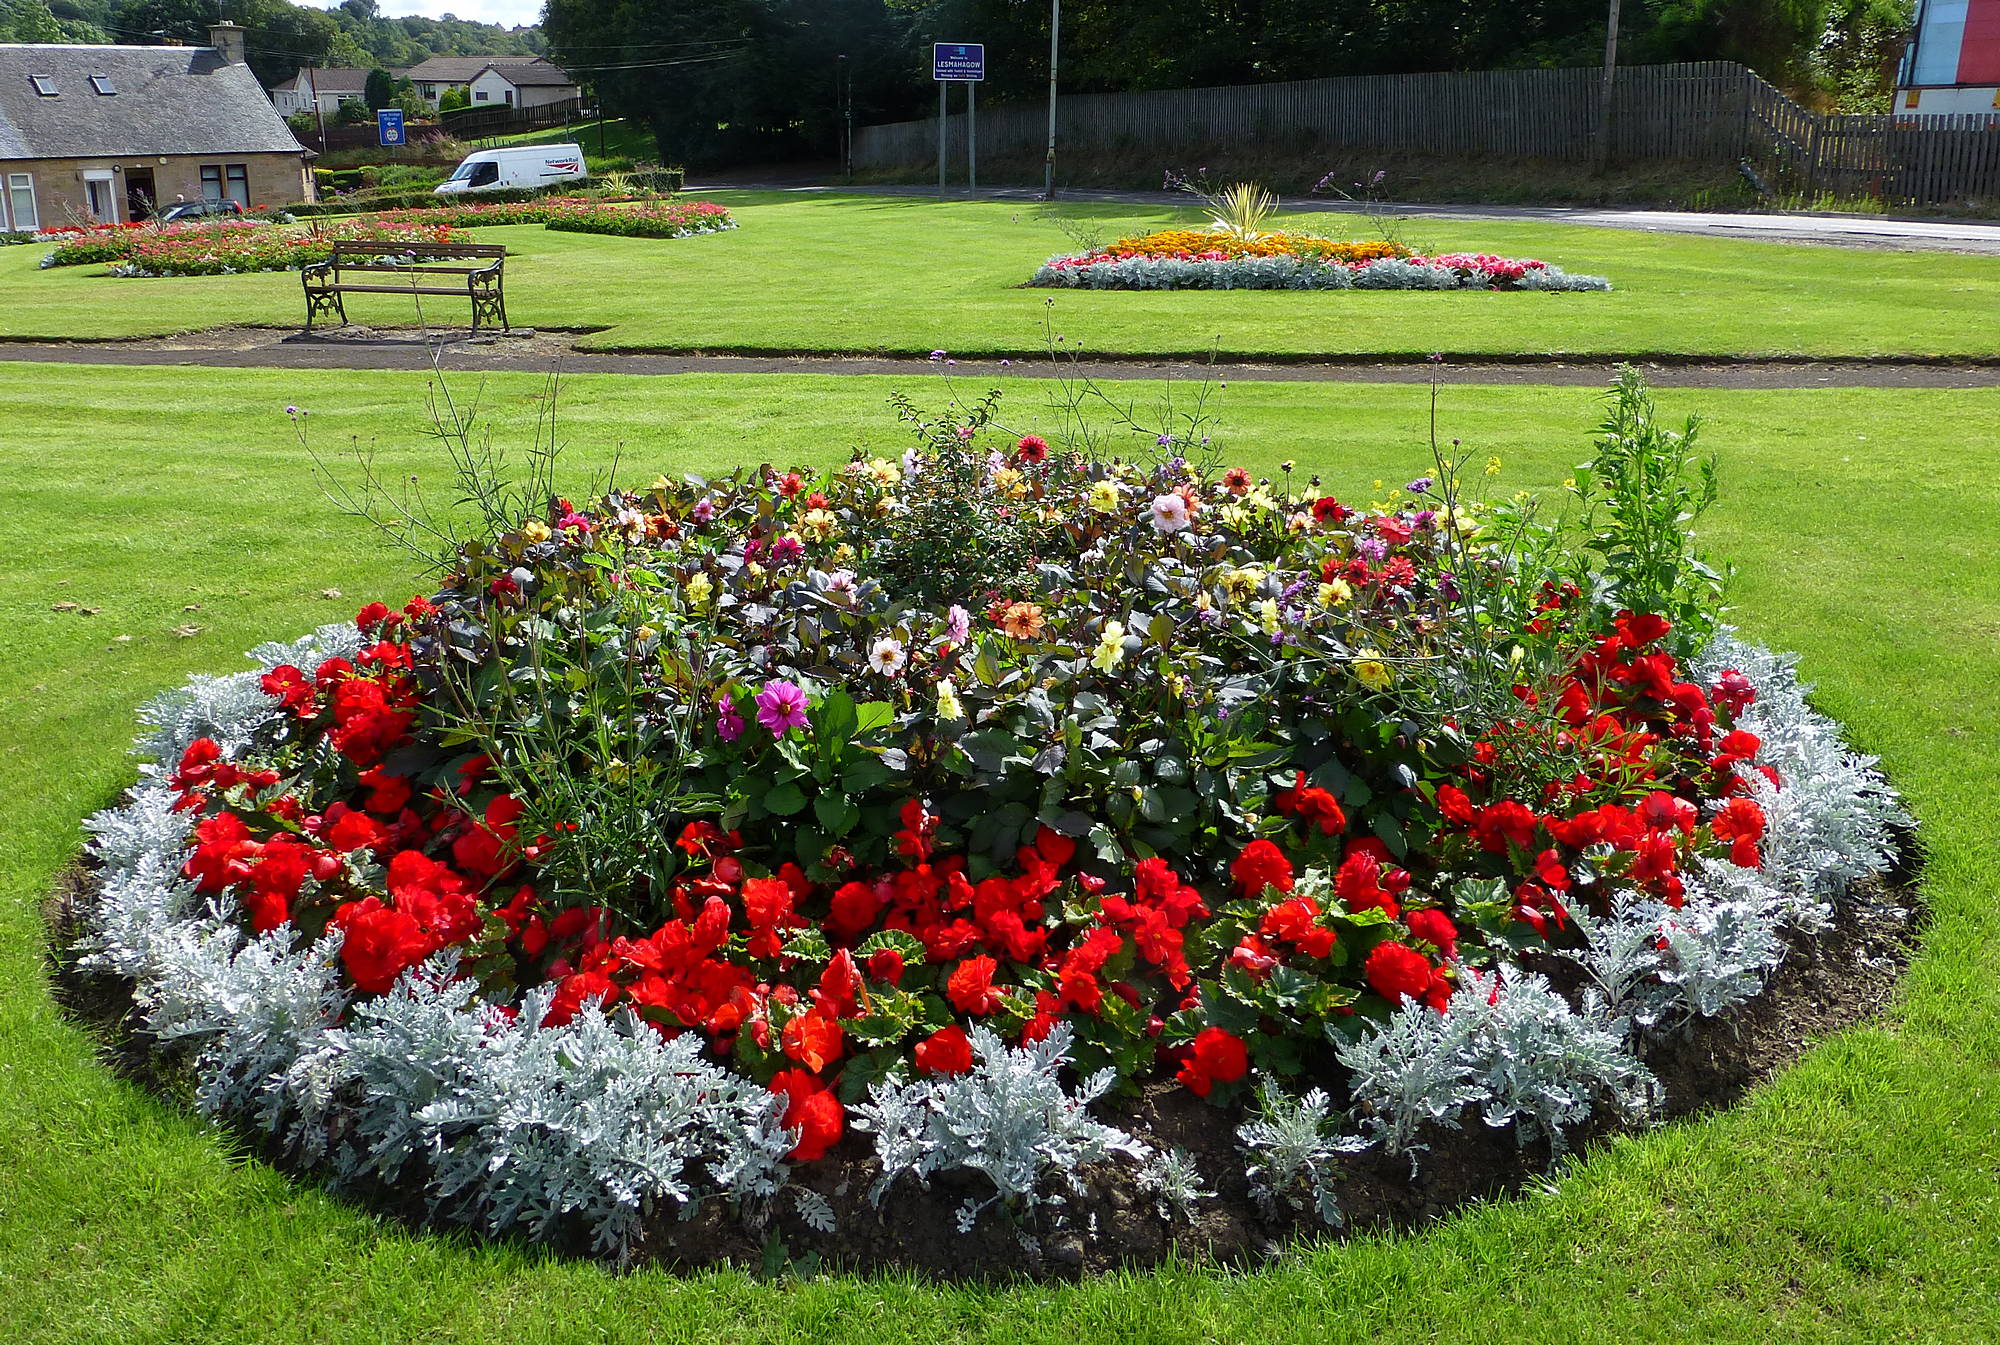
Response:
932,43,984,194
376,108,406,148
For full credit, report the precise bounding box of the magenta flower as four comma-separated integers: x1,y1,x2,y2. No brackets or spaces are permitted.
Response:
716,696,745,742
946,605,971,645
755,679,809,736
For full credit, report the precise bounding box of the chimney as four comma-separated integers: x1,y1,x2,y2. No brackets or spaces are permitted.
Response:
208,23,247,65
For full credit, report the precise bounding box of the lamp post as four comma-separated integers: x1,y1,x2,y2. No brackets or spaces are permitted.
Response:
1043,0,1060,200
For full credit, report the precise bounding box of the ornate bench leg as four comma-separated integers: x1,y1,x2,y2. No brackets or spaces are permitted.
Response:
303,287,347,331
468,277,507,334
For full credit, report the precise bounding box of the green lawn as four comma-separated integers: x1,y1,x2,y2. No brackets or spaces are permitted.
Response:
479,117,658,166
2,192,1998,358
2,362,1997,1343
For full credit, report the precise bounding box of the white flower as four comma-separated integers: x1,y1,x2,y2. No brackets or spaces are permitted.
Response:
1149,493,1191,533
868,635,908,677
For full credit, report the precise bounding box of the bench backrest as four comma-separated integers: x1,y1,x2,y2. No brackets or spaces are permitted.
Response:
328,241,507,265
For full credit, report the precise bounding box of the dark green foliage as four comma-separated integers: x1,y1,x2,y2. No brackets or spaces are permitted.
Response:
542,0,1911,166
363,67,396,112
871,389,1052,606
68,0,540,90
1570,365,1726,657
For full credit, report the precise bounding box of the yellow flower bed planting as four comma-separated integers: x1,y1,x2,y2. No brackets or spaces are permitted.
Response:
1107,230,1412,263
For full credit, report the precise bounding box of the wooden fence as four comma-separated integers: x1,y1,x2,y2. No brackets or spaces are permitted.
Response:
442,97,592,141
854,62,2000,205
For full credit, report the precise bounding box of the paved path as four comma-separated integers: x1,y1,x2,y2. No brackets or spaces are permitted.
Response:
3,330,1997,389
692,181,2000,255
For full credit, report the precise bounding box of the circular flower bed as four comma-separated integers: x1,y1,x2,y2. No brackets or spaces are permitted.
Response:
1031,228,1610,291
69,378,1907,1273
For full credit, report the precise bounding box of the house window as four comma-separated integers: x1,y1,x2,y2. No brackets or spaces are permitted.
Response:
225,164,249,207
29,75,57,96
84,175,116,221
504,89,514,105
474,89,489,101
200,165,223,201
6,173,37,232
89,75,116,95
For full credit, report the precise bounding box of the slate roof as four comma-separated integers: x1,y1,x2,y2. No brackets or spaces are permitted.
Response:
478,62,576,89
0,44,307,160
405,55,535,84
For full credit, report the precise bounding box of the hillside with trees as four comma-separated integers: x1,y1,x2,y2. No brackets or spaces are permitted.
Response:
1,0,543,91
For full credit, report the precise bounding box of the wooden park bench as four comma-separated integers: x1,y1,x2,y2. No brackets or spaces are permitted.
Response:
301,241,509,333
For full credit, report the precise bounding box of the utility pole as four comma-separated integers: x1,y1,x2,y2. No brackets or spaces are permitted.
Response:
308,64,327,157
837,54,852,183
1043,0,1060,199
1593,0,1621,174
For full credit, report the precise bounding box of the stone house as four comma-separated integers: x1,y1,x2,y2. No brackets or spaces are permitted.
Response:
0,25,313,229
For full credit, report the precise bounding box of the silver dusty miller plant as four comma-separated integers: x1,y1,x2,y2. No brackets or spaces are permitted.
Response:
293,963,795,1256
1236,1079,1371,1226
851,1024,1149,1231
1335,969,1656,1163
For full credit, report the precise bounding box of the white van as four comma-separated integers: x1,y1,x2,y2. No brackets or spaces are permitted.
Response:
434,144,587,195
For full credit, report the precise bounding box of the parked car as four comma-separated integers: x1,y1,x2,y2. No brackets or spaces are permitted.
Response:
157,198,246,223
434,144,587,195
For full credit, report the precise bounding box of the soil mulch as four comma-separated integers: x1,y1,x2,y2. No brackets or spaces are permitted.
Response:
45,862,1919,1281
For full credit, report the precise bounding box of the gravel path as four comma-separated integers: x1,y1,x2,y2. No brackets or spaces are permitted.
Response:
3,327,1998,389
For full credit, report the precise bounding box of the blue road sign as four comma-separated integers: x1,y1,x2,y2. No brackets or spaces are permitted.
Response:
932,43,984,81
377,108,406,147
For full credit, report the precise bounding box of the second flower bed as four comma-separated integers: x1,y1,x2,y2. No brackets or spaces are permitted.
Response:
1032,228,1610,292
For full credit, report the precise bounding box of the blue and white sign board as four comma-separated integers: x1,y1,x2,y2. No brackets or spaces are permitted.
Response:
933,43,984,81
376,108,406,147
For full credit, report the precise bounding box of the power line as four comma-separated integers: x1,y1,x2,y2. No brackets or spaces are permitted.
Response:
553,51,752,75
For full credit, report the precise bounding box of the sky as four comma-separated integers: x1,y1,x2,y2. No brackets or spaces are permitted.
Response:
295,0,546,30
